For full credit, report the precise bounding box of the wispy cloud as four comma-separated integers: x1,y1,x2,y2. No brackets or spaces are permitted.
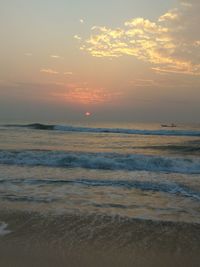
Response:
40,69,59,74
65,87,109,104
74,35,82,41
79,0,200,75
64,72,73,75
50,55,61,59
129,79,156,87
52,83,120,105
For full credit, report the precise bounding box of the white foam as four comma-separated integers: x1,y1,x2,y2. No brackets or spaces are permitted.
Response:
0,150,200,174
0,222,11,236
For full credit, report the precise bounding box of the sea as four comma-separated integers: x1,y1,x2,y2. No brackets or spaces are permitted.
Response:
0,121,200,266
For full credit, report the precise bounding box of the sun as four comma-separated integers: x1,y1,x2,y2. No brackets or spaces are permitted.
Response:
85,111,91,116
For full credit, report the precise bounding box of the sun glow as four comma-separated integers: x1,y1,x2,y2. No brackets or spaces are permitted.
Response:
62,86,113,105
85,111,91,116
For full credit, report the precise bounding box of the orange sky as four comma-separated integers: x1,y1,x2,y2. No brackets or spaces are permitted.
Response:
0,0,199,122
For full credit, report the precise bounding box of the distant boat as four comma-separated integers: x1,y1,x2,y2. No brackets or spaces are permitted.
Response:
161,123,177,128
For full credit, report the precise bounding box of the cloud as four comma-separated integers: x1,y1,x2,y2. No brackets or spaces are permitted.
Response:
80,0,200,75
40,69,59,74
158,11,179,22
52,83,120,105
74,35,82,41
50,55,61,59
80,19,84,24
64,87,109,104
129,79,156,87
64,72,73,75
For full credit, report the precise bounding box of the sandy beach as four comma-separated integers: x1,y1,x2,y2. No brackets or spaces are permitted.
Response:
0,210,200,267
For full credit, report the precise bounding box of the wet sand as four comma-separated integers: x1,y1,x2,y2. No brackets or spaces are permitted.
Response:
0,245,199,267
0,210,200,267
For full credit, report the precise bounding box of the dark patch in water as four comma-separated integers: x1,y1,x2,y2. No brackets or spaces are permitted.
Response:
26,123,55,130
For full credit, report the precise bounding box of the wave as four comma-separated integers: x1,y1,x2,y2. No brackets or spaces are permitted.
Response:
3,123,54,130
0,193,56,203
143,144,200,154
0,150,200,174
3,123,200,137
1,178,200,201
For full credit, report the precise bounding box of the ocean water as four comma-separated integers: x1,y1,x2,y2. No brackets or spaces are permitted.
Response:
0,122,200,266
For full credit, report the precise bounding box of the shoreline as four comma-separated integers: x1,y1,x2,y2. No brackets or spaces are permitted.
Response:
0,210,200,266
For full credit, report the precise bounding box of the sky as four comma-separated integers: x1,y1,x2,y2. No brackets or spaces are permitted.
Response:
0,0,199,123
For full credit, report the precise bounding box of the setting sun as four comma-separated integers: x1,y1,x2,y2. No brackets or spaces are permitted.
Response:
85,111,91,116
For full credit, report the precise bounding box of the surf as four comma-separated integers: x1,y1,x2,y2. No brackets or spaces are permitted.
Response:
0,149,200,174
2,123,200,137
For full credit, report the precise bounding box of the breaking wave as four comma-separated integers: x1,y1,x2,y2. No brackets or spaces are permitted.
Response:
2,123,200,137
0,150,200,174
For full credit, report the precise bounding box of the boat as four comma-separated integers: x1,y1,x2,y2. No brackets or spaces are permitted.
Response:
161,123,176,128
